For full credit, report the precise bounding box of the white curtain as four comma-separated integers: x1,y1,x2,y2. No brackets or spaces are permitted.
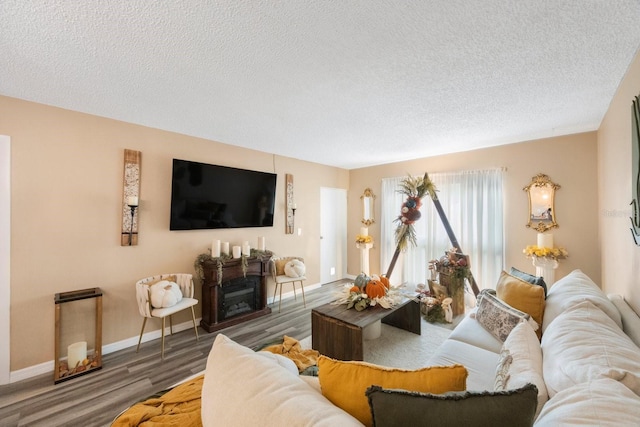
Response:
380,169,504,291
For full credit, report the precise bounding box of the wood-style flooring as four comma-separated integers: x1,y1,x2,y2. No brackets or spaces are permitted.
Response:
0,280,347,427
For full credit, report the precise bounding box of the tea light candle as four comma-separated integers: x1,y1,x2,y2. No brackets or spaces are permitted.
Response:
257,236,266,251
211,239,221,258
232,246,242,258
68,341,87,368
221,242,230,256
242,241,250,256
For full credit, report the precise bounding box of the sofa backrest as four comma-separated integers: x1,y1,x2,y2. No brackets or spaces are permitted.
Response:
608,294,640,349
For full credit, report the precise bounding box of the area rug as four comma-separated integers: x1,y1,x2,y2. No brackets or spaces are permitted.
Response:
299,318,453,370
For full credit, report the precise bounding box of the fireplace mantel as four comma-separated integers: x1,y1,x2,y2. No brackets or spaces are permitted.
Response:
199,256,271,333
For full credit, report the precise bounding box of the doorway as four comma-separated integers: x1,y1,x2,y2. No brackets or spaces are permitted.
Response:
320,187,347,284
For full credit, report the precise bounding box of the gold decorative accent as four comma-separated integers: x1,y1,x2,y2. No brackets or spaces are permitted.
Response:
523,173,560,232
361,188,376,226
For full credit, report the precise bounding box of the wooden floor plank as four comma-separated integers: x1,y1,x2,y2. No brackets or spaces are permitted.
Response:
0,280,347,426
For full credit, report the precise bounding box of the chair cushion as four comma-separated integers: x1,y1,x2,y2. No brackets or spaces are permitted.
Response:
151,297,198,317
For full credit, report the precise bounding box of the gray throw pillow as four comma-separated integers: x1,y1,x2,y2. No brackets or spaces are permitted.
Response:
366,383,538,427
509,267,547,297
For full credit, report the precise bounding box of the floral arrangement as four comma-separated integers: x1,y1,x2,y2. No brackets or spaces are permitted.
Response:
332,273,412,311
394,173,437,251
523,245,568,261
429,248,470,280
355,234,374,245
194,249,273,286
416,285,453,323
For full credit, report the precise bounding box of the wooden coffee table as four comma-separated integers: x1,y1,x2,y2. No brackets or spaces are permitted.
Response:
311,298,421,361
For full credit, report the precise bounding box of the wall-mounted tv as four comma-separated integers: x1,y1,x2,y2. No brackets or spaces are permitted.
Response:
170,159,277,230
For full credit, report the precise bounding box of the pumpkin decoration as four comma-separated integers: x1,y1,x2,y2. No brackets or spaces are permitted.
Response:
365,278,387,299
379,275,390,290
349,285,361,293
354,273,370,289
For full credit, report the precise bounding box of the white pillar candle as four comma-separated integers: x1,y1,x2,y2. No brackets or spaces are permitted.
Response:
257,236,266,251
211,239,221,258
232,245,242,258
537,233,553,248
68,341,87,368
242,242,250,256
126,196,138,206
360,227,368,236
221,242,230,256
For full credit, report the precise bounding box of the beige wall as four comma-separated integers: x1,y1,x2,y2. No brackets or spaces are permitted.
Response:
348,133,600,288
1,96,348,371
598,48,640,314
3,84,612,373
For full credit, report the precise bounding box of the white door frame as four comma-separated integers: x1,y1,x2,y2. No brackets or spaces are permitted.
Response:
320,187,347,284
1,135,10,384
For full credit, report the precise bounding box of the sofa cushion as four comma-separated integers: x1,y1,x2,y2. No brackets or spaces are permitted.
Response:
317,356,467,427
542,269,622,333
541,301,640,398
494,321,548,419
427,339,500,391
509,267,547,297
448,310,504,354
474,289,536,342
608,294,640,349
534,379,640,426
201,334,362,427
365,383,538,427
496,271,545,338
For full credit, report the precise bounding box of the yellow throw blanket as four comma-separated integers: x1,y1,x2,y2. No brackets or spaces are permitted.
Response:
262,335,319,372
111,375,203,427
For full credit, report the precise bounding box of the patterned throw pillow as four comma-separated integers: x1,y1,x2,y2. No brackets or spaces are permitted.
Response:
474,289,536,342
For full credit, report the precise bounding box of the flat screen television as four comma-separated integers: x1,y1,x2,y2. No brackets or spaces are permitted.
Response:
170,158,277,230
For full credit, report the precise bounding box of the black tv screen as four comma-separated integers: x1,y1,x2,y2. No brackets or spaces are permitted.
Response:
170,159,277,230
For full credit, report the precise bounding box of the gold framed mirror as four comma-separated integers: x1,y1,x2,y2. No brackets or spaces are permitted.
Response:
361,188,375,226
524,174,560,232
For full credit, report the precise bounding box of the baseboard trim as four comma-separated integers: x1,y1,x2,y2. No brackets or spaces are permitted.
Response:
9,318,202,383
11,281,329,383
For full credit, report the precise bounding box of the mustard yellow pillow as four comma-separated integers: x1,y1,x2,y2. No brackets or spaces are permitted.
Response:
317,356,467,426
496,271,545,338
274,259,288,276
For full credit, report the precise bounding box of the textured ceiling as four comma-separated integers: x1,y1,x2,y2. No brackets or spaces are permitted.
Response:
2,1,640,169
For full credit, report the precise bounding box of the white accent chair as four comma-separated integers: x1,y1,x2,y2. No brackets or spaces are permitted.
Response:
270,257,306,312
135,273,199,359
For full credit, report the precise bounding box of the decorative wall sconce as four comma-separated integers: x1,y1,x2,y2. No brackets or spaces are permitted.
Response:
286,174,294,234
121,149,141,246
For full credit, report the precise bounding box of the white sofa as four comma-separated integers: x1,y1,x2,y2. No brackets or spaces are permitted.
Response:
200,269,640,426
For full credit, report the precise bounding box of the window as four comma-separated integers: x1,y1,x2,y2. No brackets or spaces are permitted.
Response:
380,169,504,291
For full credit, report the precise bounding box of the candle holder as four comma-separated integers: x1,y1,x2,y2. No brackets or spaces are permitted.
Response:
127,203,138,246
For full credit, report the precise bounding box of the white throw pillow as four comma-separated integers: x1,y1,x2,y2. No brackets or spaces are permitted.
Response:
284,259,306,278
543,269,622,333
201,334,362,427
534,378,640,426
541,300,640,398
494,321,548,419
149,280,182,308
